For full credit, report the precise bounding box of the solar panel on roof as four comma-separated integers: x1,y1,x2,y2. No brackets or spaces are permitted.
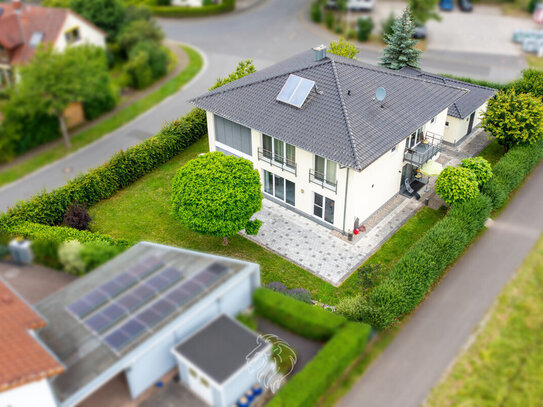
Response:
165,288,193,306
104,330,130,351
122,319,146,337
85,311,112,333
276,74,316,108
136,308,162,328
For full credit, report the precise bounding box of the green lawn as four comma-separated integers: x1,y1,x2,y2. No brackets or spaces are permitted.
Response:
0,45,203,188
478,138,506,166
425,234,543,407
90,135,446,304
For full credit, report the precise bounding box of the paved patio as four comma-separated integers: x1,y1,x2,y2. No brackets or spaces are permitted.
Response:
244,130,491,286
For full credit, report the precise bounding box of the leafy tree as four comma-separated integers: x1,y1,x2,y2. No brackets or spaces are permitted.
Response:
171,152,263,245
460,157,493,187
117,19,164,57
123,4,152,24
510,68,543,101
379,8,421,70
6,45,114,147
357,17,374,42
408,0,440,25
70,0,126,39
42,0,70,7
328,38,358,59
435,166,479,206
209,60,257,90
64,201,92,231
380,12,396,41
325,11,335,29
482,90,543,151
310,1,322,23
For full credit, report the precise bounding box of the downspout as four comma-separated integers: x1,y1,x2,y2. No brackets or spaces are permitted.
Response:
342,168,350,235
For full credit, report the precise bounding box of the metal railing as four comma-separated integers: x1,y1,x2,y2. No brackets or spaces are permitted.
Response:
257,148,297,175
403,131,443,167
309,169,337,193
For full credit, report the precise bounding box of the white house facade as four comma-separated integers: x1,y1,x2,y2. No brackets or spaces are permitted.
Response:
191,46,494,234
0,378,58,407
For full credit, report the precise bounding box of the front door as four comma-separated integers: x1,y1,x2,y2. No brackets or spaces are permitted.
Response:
400,164,414,190
466,112,475,136
314,193,334,224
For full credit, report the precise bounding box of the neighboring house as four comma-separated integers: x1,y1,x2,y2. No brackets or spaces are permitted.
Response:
190,46,492,234
171,0,221,7
0,0,106,87
399,66,497,146
33,242,266,407
0,280,64,407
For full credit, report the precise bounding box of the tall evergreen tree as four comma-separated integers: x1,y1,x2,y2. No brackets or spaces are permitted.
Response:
378,8,421,70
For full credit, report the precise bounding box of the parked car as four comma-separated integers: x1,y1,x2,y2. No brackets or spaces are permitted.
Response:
413,25,427,39
326,0,376,11
458,0,473,11
440,0,454,11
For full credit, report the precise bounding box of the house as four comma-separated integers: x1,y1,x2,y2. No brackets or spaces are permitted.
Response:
190,46,493,235
171,0,221,7
0,280,64,407
0,0,106,87
32,242,264,407
398,66,497,146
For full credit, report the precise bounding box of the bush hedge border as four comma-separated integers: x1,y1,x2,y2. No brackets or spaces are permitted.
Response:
150,0,235,17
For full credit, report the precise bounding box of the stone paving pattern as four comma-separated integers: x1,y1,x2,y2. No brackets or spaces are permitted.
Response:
245,130,491,286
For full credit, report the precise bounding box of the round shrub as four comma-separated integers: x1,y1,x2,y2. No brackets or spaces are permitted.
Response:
64,201,92,231
310,1,322,23
510,68,543,100
245,219,262,235
58,240,85,275
435,166,479,206
482,90,543,151
357,17,374,42
171,152,263,243
325,11,334,29
460,157,492,187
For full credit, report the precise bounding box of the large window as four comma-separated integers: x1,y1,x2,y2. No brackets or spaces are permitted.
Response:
264,170,295,206
262,134,295,168
406,128,423,149
313,193,334,224
214,115,252,155
314,155,337,185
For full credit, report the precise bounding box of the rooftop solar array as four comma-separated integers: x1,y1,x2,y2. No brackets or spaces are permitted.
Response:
276,74,316,108
67,255,230,354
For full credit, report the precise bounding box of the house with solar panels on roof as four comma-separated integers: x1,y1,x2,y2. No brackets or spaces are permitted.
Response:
189,45,496,235
29,241,270,407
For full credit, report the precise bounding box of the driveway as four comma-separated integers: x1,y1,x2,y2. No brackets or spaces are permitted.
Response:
338,162,543,407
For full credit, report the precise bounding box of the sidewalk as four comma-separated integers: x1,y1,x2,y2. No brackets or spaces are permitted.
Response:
338,163,543,407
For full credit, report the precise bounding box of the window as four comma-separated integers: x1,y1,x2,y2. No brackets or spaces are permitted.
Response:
391,146,397,153
314,193,334,224
64,27,80,44
215,115,252,155
200,377,210,387
406,128,423,149
430,117,435,123
189,368,197,378
445,121,450,128
264,170,295,205
314,155,337,185
262,134,295,168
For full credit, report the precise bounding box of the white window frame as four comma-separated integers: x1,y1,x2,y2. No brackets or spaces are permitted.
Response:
263,170,295,206
313,192,334,224
313,155,337,186
262,134,296,169
406,128,423,149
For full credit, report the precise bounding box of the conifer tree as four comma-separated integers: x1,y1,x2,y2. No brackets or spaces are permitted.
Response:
379,8,421,70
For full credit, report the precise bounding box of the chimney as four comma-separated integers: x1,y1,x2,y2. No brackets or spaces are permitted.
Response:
312,44,327,61
13,0,23,13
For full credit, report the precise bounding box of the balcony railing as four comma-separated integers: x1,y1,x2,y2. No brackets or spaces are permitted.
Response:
257,148,297,175
403,131,442,167
309,169,337,193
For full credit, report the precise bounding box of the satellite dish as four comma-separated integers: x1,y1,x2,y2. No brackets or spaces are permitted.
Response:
376,87,386,102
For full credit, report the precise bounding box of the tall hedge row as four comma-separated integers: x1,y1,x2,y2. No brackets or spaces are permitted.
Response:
482,140,543,210
340,194,492,329
268,322,371,407
150,0,235,17
253,288,346,341
0,108,207,228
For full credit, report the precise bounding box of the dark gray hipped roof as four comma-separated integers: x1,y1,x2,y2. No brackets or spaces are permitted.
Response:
174,314,260,384
398,66,497,119
190,50,468,170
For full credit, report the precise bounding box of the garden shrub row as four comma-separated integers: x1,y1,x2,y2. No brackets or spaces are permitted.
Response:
253,288,347,341
150,0,235,17
268,322,371,407
482,140,543,210
0,108,207,228
339,193,492,329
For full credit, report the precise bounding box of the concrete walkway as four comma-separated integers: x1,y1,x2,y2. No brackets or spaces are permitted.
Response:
338,163,543,407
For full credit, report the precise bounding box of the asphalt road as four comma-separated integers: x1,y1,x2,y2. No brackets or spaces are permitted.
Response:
338,162,543,407
0,0,527,210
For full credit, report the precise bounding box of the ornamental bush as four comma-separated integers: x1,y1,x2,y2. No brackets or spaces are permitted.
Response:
58,240,86,275
460,157,492,187
510,68,543,101
310,1,322,23
170,152,263,244
435,166,479,206
482,90,543,151
64,201,92,231
357,17,374,42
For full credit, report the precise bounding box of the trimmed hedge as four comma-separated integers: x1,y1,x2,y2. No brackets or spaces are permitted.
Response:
253,288,346,341
1,108,207,228
339,194,492,329
150,0,235,17
268,322,371,407
482,140,543,210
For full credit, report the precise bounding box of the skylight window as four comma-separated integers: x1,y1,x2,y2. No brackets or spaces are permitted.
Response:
276,74,316,108
29,32,44,47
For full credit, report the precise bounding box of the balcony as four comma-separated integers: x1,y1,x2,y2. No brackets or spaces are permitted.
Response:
309,169,337,193
403,131,442,167
257,148,297,175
